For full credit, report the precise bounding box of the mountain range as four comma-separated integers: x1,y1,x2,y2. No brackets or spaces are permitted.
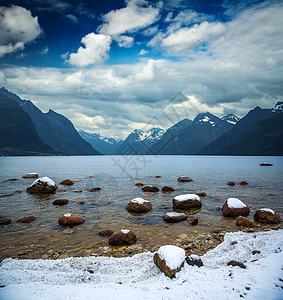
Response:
0,87,282,156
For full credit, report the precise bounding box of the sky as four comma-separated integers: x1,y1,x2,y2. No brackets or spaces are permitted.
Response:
0,0,283,138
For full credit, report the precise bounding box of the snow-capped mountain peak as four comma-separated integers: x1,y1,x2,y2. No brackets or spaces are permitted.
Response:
272,101,283,113
129,128,164,142
194,112,218,127
221,114,240,125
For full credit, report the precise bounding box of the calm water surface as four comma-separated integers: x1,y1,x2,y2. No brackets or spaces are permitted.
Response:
0,155,282,259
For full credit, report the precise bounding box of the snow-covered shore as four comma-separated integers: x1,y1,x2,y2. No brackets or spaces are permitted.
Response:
0,230,282,300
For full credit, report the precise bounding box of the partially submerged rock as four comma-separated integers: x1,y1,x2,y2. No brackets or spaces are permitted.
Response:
163,212,188,223
75,200,85,205
108,229,137,246
141,186,159,192
259,162,273,166
0,218,11,225
60,179,74,186
177,176,193,182
222,198,249,217
22,173,38,179
98,229,114,236
239,181,248,185
154,245,185,278
196,192,206,197
26,177,58,194
186,254,203,267
162,186,175,192
186,217,198,225
125,197,152,213
254,208,280,224
227,181,236,186
5,178,17,182
58,213,85,226
53,199,69,205
236,216,255,227
173,194,202,209
16,215,35,223
89,187,101,192
135,183,144,187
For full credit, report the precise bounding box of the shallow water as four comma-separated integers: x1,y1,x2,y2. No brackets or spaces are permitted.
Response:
0,155,282,259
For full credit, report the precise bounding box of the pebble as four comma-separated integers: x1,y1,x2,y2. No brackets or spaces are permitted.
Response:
63,229,74,234
41,254,48,259
59,253,69,259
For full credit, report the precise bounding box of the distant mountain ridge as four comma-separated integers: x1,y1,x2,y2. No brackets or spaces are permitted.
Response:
0,87,100,155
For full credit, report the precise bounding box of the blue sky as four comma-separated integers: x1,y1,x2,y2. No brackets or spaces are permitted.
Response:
0,0,283,138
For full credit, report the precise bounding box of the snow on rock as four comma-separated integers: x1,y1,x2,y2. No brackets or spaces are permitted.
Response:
121,229,130,234
166,212,185,217
26,177,58,194
1,230,282,300
131,198,148,204
174,194,200,202
260,208,275,214
0,230,282,300
125,198,152,213
30,177,56,187
163,212,188,223
157,245,185,270
227,198,246,209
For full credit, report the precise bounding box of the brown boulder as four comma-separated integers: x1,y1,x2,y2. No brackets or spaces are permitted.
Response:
108,230,137,246
26,177,58,194
75,200,85,205
252,250,261,255
22,173,38,178
98,229,114,236
125,198,152,213
155,176,162,178
254,209,280,224
186,217,198,225
53,199,69,205
0,218,11,225
16,215,35,223
56,189,67,193
222,198,249,217
173,194,202,209
5,178,18,182
227,181,236,186
12,190,22,194
135,182,144,187
177,176,193,182
236,216,255,227
239,181,248,185
141,186,159,192
58,213,85,226
163,212,188,223
60,179,74,186
162,186,175,192
0,214,6,218
153,245,185,278
196,192,206,197
89,187,101,192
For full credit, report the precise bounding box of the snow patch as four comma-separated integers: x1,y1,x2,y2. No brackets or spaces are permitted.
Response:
166,212,186,217
131,197,148,204
227,198,246,209
260,208,275,214
121,229,130,234
30,176,55,187
64,213,71,217
157,245,185,270
189,254,200,260
174,194,200,201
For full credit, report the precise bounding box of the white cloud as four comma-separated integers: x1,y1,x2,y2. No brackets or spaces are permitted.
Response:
161,21,226,52
68,33,112,66
66,14,78,23
117,35,134,48
142,26,159,36
40,47,49,55
139,49,148,55
99,0,159,36
0,5,41,57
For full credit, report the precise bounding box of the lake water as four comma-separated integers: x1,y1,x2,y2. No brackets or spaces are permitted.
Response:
0,155,282,259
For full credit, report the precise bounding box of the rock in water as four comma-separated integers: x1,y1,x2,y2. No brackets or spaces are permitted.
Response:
135,182,144,187
53,199,69,205
162,186,175,192
125,197,152,213
141,186,159,192
22,173,38,179
89,187,101,192
236,216,255,227
60,179,74,186
254,208,281,224
186,217,198,225
16,215,35,223
154,245,185,278
173,194,202,209
26,177,58,194
163,212,188,223
222,198,249,217
259,162,273,166
186,254,203,267
0,218,11,225
227,181,236,186
108,229,137,246
58,213,85,226
98,229,114,236
177,176,193,182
